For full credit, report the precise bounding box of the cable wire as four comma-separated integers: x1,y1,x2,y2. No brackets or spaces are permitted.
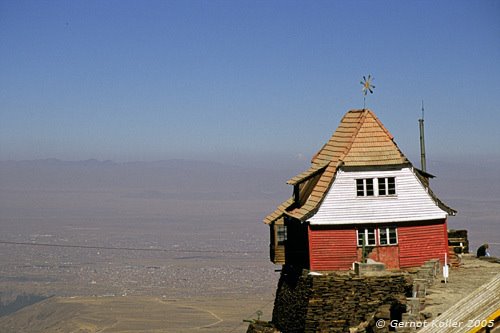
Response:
0,240,265,255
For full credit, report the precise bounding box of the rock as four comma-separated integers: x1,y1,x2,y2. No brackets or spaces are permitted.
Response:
420,311,433,319
246,321,280,333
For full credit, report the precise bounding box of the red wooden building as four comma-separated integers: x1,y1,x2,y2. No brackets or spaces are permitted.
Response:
265,109,456,271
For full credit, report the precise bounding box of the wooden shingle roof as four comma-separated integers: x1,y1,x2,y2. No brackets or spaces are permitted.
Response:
264,109,412,224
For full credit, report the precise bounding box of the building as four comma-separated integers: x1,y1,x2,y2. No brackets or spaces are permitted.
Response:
264,109,456,271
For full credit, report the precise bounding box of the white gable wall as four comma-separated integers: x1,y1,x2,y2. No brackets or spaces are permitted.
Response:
307,167,447,225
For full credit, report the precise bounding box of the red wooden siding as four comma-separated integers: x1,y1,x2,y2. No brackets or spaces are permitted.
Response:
398,220,448,268
308,226,357,271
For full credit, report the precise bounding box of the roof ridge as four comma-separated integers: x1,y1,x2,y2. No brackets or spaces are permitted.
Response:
337,109,370,163
311,109,366,164
365,109,394,140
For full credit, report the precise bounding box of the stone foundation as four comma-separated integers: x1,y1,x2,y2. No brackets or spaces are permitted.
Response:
272,266,413,333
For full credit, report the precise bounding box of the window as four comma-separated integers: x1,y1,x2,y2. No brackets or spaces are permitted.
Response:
277,225,287,245
356,179,374,197
357,227,398,246
378,177,396,196
378,178,386,195
356,178,396,196
357,228,376,246
366,179,374,196
388,177,396,195
379,227,398,245
356,179,364,196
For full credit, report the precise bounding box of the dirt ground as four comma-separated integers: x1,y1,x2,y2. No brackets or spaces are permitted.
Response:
0,294,275,333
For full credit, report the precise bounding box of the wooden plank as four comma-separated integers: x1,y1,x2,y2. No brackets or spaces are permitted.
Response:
418,273,500,333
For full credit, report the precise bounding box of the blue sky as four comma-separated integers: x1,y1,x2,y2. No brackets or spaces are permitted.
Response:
1,0,499,166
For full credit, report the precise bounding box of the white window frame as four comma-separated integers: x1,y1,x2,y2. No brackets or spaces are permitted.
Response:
357,228,376,246
356,178,375,197
357,227,398,247
378,226,398,246
377,177,396,196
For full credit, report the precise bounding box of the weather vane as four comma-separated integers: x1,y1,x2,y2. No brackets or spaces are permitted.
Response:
360,75,375,109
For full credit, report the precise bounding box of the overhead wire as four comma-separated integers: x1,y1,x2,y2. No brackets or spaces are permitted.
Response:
0,240,266,255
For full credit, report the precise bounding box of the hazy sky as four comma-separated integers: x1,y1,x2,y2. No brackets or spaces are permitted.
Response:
1,0,499,165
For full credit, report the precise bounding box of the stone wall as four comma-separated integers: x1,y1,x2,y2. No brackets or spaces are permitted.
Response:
272,267,312,333
272,267,412,333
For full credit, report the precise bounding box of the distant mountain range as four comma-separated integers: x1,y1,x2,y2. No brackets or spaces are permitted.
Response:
0,158,300,201
1,156,498,218
1,157,498,198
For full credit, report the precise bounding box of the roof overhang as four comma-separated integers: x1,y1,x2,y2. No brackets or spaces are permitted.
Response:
414,168,436,179
286,162,329,186
341,163,411,173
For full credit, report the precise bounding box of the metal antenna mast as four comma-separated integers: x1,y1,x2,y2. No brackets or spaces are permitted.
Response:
418,100,427,172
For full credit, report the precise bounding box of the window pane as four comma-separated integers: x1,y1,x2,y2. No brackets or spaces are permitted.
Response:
378,178,386,196
388,227,397,244
366,228,376,245
277,226,287,244
366,179,374,196
388,177,396,195
356,179,364,196
357,230,363,246
379,228,388,245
